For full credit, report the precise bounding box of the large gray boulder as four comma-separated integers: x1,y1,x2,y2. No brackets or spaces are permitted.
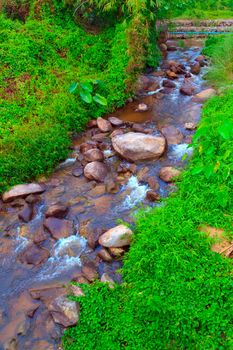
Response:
112,132,166,162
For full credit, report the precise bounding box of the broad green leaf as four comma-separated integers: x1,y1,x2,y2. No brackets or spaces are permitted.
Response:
69,82,78,93
191,166,203,175
218,119,233,139
80,91,93,104
81,82,93,93
93,94,108,106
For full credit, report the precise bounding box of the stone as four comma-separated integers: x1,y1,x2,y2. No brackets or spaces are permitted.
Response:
97,248,113,262
180,83,195,96
48,296,79,327
19,244,50,266
68,285,84,297
190,62,201,75
161,125,183,144
18,203,33,223
80,142,97,154
45,204,68,219
110,129,124,138
159,167,181,182
84,161,108,182
108,247,125,258
99,225,133,248
31,341,54,350
82,263,98,282
146,81,160,92
87,120,97,128
44,218,73,239
3,338,17,350
33,226,48,244
193,88,216,101
146,191,160,202
72,167,83,177
100,273,115,288
108,116,124,126
166,70,178,79
167,45,177,51
97,117,112,132
146,177,160,190
162,79,176,88
136,103,148,112
83,149,104,162
25,194,40,204
184,122,197,130
2,183,45,202
92,133,108,142
160,43,167,51
112,132,166,162
105,179,119,194
137,166,149,181
132,124,152,134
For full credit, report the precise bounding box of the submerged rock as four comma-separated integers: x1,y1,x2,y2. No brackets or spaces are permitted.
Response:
108,116,124,126
159,167,181,183
83,149,104,162
19,244,50,266
136,103,148,112
190,62,201,75
44,218,73,239
99,225,133,248
180,83,195,96
45,204,68,219
2,184,45,202
84,161,108,182
161,126,183,144
18,204,33,223
112,132,166,162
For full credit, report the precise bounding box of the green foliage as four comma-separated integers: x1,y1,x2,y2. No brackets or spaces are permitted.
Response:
69,80,108,106
63,38,233,350
0,12,134,191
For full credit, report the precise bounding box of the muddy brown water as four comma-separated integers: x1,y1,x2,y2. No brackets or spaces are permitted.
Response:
0,39,209,349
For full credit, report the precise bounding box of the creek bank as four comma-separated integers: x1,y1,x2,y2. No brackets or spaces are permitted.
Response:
0,38,215,349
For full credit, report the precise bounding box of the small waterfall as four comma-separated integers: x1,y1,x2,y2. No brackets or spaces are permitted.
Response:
36,235,87,281
120,176,148,210
169,143,193,160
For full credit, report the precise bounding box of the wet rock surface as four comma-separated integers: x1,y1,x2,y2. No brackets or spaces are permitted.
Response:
112,132,166,162
0,38,211,349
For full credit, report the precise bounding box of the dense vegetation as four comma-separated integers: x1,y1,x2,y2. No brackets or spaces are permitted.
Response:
63,36,233,349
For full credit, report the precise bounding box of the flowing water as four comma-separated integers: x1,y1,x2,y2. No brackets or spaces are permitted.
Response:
0,39,209,349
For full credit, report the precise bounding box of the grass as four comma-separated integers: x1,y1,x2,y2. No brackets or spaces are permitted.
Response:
176,9,233,20
63,36,233,349
0,10,149,192
203,34,233,88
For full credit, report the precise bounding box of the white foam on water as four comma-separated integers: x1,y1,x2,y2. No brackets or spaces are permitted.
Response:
56,157,77,170
120,176,148,211
36,235,87,281
14,227,30,254
169,143,193,160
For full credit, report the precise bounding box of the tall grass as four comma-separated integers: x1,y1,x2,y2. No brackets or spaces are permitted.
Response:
203,34,233,88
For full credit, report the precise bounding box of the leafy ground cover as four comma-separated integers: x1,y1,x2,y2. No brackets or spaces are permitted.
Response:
63,37,233,350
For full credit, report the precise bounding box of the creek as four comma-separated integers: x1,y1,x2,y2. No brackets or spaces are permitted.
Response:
0,38,210,350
